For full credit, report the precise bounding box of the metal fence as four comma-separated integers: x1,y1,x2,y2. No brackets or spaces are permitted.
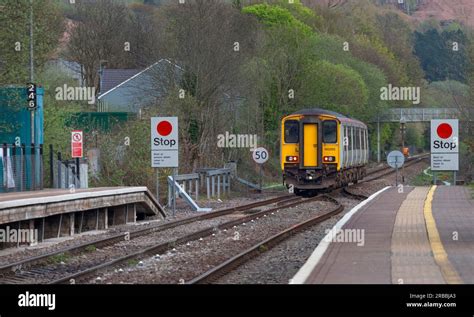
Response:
0,144,43,193
51,156,88,190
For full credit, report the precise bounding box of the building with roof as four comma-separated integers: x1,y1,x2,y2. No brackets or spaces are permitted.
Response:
97,59,182,113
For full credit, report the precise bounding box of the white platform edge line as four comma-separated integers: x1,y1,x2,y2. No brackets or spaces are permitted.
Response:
289,186,391,284
0,187,148,210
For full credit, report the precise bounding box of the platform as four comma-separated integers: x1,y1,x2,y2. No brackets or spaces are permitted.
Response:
292,185,474,284
0,187,166,245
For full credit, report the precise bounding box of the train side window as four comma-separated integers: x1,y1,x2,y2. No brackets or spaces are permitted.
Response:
355,128,359,150
357,128,361,150
362,129,365,150
323,120,337,143
364,129,367,149
284,120,299,143
348,127,352,150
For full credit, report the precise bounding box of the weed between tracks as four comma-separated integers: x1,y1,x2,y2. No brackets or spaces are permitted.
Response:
49,253,71,264
85,245,96,252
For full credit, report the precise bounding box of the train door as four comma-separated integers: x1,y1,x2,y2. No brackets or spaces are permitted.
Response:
303,123,318,167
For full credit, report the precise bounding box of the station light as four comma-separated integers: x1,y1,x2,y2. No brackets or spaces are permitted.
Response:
286,156,299,162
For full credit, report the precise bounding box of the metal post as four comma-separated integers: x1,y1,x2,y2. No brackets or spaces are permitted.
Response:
433,171,437,185
206,176,210,199
453,171,457,186
75,157,80,188
31,143,36,190
211,176,215,197
217,175,221,199
49,144,54,188
11,144,17,191
156,169,160,203
20,144,25,191
195,179,199,201
395,166,399,187
168,181,172,207
223,174,227,194
29,0,35,159
65,161,69,189
57,152,62,189
172,168,177,217
259,165,263,191
377,119,381,163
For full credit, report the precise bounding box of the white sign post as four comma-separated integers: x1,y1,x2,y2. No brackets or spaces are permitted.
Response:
151,117,179,216
387,150,405,186
430,119,459,185
252,147,269,190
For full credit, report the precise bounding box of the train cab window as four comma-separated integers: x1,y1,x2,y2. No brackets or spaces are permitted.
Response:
284,120,299,143
323,120,337,143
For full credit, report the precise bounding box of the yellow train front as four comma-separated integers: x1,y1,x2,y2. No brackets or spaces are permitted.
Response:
281,108,369,195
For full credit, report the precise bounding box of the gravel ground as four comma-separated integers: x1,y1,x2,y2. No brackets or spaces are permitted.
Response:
11,201,287,283
85,199,337,284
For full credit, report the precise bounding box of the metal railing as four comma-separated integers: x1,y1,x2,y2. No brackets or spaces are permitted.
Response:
0,143,43,193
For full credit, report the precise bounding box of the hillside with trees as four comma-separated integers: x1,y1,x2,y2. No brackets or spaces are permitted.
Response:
1,0,473,186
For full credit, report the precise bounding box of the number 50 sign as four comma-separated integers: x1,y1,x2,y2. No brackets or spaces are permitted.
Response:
252,147,269,164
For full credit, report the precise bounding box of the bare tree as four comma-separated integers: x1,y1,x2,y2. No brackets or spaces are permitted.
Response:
65,0,135,91
146,0,260,169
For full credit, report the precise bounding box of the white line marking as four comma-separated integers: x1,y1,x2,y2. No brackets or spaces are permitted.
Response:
290,186,390,284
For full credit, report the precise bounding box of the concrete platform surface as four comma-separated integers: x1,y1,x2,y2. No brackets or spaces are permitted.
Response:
292,185,474,284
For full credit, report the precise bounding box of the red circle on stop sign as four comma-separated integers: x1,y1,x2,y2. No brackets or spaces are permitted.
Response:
157,120,172,136
437,123,453,139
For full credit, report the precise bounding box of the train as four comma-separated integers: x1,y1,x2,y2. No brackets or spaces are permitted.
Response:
280,108,369,195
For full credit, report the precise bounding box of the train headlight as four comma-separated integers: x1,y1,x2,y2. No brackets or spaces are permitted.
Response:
323,156,336,162
286,156,299,162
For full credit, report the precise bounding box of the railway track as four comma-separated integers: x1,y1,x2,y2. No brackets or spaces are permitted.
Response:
48,194,331,284
0,194,327,284
0,194,296,283
362,153,429,183
187,195,344,284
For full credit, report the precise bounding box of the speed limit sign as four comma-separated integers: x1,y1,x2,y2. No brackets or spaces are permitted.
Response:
252,147,269,164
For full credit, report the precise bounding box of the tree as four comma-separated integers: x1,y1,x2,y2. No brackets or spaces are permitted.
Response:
414,28,468,83
0,0,63,85
147,0,259,169
65,0,135,91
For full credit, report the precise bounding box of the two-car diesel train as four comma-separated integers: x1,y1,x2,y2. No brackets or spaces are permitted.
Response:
281,108,369,195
